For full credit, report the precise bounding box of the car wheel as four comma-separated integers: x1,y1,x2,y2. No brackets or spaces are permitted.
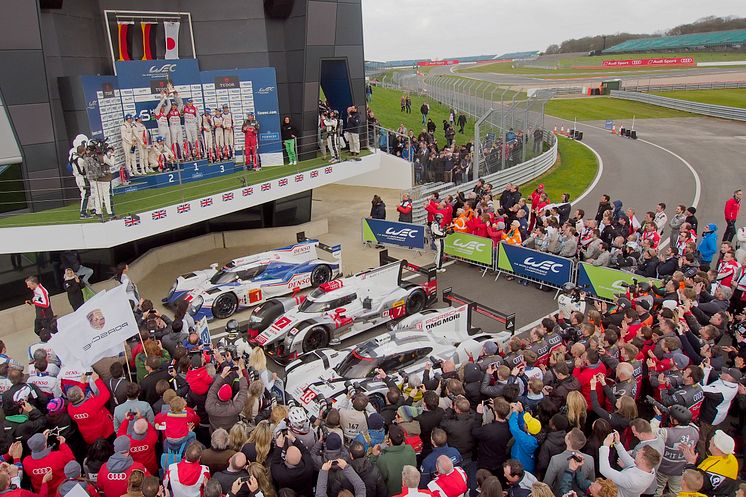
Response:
369,393,386,412
212,293,239,319
405,289,427,315
310,265,333,287
302,325,330,352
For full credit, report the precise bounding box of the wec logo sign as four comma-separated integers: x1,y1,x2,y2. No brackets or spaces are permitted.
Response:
385,227,417,238
452,239,486,251
523,257,563,274
149,64,176,74
258,86,275,94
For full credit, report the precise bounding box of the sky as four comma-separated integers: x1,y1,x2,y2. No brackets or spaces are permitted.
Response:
361,0,746,61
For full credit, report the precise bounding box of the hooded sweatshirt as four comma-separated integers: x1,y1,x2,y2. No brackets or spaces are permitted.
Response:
185,366,213,396
118,417,159,475
164,459,210,497
22,443,74,494
98,453,147,497
67,378,114,444
57,479,99,497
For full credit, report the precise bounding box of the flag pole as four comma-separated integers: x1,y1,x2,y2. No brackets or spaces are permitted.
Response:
122,342,133,380
138,333,149,357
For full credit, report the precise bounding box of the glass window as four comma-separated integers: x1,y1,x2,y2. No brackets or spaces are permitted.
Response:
378,347,433,372
209,270,238,285
335,350,381,378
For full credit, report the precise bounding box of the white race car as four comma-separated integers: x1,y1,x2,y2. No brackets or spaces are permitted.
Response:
161,233,342,320
250,253,438,363
283,292,515,417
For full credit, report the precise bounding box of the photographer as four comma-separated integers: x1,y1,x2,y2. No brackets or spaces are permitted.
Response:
472,397,511,476
544,428,594,496
270,430,314,494
316,458,365,497
67,372,114,445
114,382,155,431
599,432,659,497
205,360,249,433
22,432,74,494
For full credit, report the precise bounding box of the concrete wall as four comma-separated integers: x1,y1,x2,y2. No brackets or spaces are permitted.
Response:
337,151,413,190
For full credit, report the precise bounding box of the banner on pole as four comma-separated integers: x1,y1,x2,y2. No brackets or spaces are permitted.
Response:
576,263,661,301
197,316,211,346
497,243,573,287
361,218,426,249
50,285,139,368
444,232,493,266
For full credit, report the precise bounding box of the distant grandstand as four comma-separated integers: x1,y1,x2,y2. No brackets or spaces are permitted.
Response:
365,50,541,72
496,50,541,60
604,28,746,53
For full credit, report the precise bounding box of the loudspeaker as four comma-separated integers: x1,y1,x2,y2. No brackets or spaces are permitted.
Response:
264,0,295,19
40,0,63,8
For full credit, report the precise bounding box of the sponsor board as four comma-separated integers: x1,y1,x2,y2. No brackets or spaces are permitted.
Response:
497,243,573,287
444,233,493,266
601,57,694,67
576,262,662,301
361,219,425,249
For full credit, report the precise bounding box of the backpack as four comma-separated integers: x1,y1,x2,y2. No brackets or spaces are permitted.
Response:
403,430,423,455
160,439,188,478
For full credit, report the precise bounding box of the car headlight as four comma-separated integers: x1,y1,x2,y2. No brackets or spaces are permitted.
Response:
189,296,204,314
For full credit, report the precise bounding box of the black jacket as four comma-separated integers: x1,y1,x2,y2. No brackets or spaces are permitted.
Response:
214,469,250,497
281,122,299,141
370,201,386,220
462,364,483,409
63,279,85,311
471,419,511,471
440,410,479,460
270,439,315,493
350,458,387,497
140,367,187,405
536,430,567,477
414,408,444,457
346,112,362,134
594,202,612,223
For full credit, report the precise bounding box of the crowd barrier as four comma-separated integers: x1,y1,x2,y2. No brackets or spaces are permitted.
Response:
576,262,662,301
443,232,494,269
610,90,746,122
361,218,426,250
496,243,574,289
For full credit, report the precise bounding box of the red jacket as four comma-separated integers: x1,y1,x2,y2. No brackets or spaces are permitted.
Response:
486,226,504,247
154,406,200,440
467,217,488,237
98,459,148,497
6,483,49,497
118,416,159,475
397,201,412,218
725,197,741,222
572,363,607,408
67,378,114,444
425,200,439,223
22,443,74,494
185,366,213,396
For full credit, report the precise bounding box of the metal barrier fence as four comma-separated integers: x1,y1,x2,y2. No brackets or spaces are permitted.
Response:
610,89,746,122
622,80,746,93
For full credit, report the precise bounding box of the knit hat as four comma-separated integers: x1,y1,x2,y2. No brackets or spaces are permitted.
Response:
64,461,82,478
712,430,735,455
113,435,131,453
482,341,498,356
368,413,385,431
325,433,342,451
523,412,541,435
671,353,689,370
47,397,65,414
397,405,422,422
27,433,46,453
218,384,233,402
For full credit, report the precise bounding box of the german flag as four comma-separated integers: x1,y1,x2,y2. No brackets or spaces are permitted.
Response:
141,22,157,60
117,21,134,61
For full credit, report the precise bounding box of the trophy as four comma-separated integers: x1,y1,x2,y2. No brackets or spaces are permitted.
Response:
165,80,176,95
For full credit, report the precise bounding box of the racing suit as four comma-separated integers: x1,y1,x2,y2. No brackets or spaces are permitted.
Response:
119,122,136,176
168,95,184,160
201,114,214,161
213,113,224,160
132,120,149,173
241,118,260,169
153,96,172,146
318,116,328,158
324,116,339,162
183,103,200,160
71,151,90,215
148,142,176,171
222,111,234,158
431,219,447,270
85,155,109,216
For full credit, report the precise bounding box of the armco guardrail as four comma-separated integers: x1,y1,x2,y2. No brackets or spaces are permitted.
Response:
610,90,746,122
411,138,558,226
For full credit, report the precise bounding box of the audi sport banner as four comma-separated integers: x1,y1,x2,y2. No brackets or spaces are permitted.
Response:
497,242,573,288
576,263,661,301
361,218,426,249
601,57,694,67
50,285,139,368
443,232,493,267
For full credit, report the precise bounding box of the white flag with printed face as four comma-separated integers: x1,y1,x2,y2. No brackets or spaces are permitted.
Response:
50,285,138,368
164,21,180,60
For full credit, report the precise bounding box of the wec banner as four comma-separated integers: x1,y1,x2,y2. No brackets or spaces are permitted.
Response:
50,285,139,368
576,263,661,301
361,218,425,249
497,243,573,287
444,232,493,266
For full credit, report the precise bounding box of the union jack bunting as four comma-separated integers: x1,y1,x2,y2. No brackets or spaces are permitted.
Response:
324,166,333,174
310,170,319,178
200,198,213,208
151,209,167,220
278,178,288,187
242,187,253,196
124,215,141,227
295,174,304,182
177,203,191,214
261,183,271,191
222,192,234,202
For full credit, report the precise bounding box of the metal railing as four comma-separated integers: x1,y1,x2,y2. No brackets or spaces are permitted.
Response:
610,89,746,121
622,80,746,93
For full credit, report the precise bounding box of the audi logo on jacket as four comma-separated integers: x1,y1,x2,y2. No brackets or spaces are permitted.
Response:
117,417,159,475
67,378,115,444
22,442,74,495
98,454,149,497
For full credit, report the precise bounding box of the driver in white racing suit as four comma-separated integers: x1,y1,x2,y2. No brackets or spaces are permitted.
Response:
168,92,184,160
153,91,172,149
431,213,447,272
324,112,340,163
148,135,176,172
70,145,91,219
201,108,214,162
221,104,234,159
213,108,224,161
182,98,201,160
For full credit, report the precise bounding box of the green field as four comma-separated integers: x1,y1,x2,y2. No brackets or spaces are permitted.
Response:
521,136,599,204
369,86,475,147
651,88,746,107
0,153,368,228
545,96,692,121
459,51,746,76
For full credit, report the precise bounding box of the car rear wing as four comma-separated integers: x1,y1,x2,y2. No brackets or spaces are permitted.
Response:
296,231,342,263
379,249,437,305
443,287,516,334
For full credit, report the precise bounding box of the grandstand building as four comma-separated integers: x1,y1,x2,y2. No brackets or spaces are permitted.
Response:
604,28,746,53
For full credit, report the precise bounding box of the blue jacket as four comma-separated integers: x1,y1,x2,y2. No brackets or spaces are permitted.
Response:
508,412,539,473
353,427,385,454
698,230,718,263
419,444,463,487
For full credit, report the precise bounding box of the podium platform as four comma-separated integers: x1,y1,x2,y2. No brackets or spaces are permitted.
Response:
114,159,238,194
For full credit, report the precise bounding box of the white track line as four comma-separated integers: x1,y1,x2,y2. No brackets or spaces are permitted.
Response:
572,140,604,205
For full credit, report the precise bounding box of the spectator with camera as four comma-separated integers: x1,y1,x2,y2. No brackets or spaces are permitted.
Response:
205,360,249,433
117,413,159,476
22,431,74,494
503,459,538,497
114,382,155,431
543,428,594,496
376,424,417,496
471,396,511,476
270,430,314,494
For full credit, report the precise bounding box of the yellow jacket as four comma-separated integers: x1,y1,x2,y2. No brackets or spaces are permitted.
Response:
698,454,739,480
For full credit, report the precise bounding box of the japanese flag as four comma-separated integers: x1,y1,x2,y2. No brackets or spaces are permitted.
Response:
164,21,180,60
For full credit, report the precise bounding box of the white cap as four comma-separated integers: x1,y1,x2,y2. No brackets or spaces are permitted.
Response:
712,430,735,455
661,300,678,310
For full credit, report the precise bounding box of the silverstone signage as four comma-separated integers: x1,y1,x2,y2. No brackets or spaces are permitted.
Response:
361,219,426,249
576,263,661,301
444,233,493,266
497,243,573,288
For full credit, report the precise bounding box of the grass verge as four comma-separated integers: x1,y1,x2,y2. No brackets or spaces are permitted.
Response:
651,88,746,107
521,136,598,204
369,86,474,147
545,96,693,121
